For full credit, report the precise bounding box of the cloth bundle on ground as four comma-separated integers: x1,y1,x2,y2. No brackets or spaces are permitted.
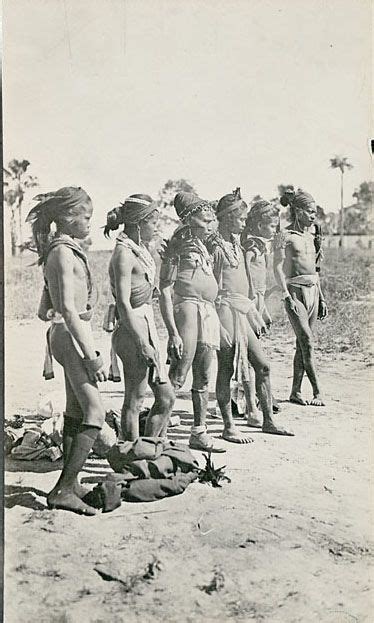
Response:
10,427,63,461
84,437,200,512
5,412,117,461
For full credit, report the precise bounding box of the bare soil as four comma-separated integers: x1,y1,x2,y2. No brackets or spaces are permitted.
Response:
4,319,373,623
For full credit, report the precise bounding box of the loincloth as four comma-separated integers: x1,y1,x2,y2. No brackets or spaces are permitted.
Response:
286,274,319,318
216,292,254,384
112,303,168,384
43,309,93,380
174,296,220,350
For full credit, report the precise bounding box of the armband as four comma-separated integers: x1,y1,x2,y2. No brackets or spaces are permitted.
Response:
159,257,178,285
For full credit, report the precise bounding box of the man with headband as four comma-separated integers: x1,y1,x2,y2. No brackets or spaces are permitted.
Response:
207,188,292,437
26,186,107,515
159,192,226,452
105,194,175,441
273,188,328,406
241,199,282,421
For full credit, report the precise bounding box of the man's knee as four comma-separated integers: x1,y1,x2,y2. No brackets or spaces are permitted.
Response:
124,393,146,413
170,371,187,391
158,385,175,412
300,332,314,351
169,353,194,390
255,359,270,378
193,368,210,390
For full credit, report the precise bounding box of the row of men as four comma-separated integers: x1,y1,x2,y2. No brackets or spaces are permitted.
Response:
26,185,327,514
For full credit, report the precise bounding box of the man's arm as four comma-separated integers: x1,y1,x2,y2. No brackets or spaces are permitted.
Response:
56,247,97,360
273,241,299,315
55,247,106,381
273,244,289,300
159,282,183,358
317,276,328,319
114,248,156,364
244,249,256,299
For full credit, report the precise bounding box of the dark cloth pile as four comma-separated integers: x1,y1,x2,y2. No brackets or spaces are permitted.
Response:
84,437,199,512
5,415,63,461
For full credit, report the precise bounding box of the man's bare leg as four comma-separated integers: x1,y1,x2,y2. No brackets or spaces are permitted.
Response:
48,424,100,515
247,328,294,435
289,340,308,405
113,324,151,440
169,302,198,390
287,297,325,406
145,381,175,438
216,347,253,443
243,367,262,427
189,344,226,452
62,375,92,498
48,330,105,515
121,373,148,440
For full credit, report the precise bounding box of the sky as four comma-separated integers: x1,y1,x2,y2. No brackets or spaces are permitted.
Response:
4,0,372,249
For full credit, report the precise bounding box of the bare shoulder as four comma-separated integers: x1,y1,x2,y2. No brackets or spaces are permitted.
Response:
273,230,290,250
47,245,74,270
112,245,135,272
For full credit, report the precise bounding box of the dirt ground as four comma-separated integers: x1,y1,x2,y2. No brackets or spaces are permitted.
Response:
4,319,373,623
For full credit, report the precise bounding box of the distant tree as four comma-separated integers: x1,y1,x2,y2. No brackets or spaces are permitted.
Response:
344,181,374,235
158,178,196,209
329,155,353,247
352,181,374,207
4,159,38,256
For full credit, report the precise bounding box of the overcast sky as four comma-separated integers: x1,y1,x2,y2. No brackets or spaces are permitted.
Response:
4,0,372,249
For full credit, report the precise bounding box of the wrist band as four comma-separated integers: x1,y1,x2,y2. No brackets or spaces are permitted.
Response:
83,351,103,374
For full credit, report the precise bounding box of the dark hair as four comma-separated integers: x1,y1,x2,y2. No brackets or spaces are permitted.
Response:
245,201,280,235
280,187,316,221
26,186,91,263
216,187,247,221
104,193,154,237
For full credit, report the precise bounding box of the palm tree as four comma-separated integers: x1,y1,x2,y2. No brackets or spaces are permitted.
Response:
3,159,38,256
329,156,353,248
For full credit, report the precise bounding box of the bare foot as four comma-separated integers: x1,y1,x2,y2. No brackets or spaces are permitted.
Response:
189,432,226,453
73,480,90,499
289,393,309,406
47,488,97,516
221,427,254,444
262,422,295,436
246,415,262,428
309,395,325,407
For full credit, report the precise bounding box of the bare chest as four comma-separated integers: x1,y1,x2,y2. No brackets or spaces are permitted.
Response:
286,232,315,260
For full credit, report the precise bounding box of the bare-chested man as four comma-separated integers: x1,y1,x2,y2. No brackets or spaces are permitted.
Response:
241,199,282,418
106,194,175,441
207,189,292,436
273,189,328,406
26,187,107,515
159,192,225,452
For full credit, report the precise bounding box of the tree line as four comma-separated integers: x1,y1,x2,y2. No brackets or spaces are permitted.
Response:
4,157,373,256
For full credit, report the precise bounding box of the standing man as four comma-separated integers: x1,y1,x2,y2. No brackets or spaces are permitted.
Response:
273,189,328,406
27,187,107,515
106,194,175,441
159,192,225,452
207,188,293,436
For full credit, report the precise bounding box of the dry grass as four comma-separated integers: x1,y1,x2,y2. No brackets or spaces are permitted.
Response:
6,247,373,357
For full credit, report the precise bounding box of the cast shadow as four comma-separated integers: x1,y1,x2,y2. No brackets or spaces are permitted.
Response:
5,457,63,473
4,484,47,511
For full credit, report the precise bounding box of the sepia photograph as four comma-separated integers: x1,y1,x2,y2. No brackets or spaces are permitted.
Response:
3,1,372,621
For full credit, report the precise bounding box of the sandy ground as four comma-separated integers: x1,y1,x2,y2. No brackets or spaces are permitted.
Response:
4,319,374,623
